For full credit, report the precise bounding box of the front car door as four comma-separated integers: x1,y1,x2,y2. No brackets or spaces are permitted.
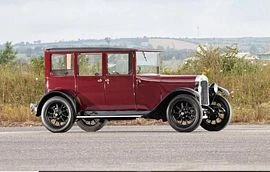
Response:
135,51,162,111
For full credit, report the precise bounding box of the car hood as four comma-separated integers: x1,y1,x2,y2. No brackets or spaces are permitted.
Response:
137,74,197,88
137,74,196,83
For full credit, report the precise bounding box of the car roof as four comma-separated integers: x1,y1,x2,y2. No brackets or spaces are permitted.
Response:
45,47,162,53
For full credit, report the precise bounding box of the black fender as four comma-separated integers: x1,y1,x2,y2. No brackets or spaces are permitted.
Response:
209,83,230,104
218,86,230,96
143,88,200,120
36,90,77,116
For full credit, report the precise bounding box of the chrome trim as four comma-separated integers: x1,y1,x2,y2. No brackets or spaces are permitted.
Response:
195,75,209,106
195,74,209,83
76,115,142,119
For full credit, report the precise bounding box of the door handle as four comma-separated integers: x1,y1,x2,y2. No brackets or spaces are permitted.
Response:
136,79,141,85
97,78,103,83
105,78,110,84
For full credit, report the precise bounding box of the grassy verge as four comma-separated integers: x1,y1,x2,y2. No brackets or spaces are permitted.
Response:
0,46,270,126
0,63,43,126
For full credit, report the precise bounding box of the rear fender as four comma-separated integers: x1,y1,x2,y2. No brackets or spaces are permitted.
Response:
36,90,77,116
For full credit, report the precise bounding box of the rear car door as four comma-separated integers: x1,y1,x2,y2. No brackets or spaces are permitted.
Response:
75,53,106,110
104,52,136,110
48,53,75,91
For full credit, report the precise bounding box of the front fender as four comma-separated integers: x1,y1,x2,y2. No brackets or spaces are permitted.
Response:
144,87,200,120
209,83,230,104
218,86,230,96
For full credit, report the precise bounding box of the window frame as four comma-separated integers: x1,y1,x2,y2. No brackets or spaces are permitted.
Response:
106,52,133,76
77,53,103,77
50,53,75,76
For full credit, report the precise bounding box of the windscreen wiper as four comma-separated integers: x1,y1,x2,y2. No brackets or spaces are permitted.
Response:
142,51,147,62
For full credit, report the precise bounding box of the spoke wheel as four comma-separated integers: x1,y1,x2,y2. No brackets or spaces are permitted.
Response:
41,96,75,133
77,118,107,132
167,94,202,132
201,95,231,131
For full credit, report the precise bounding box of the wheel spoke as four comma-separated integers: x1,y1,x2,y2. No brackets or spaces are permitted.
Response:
211,120,216,125
171,100,197,127
180,103,184,109
175,105,181,111
216,117,222,123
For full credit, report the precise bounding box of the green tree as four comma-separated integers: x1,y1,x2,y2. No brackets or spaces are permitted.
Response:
30,56,44,76
0,41,17,64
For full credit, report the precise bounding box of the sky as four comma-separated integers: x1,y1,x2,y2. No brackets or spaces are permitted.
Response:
0,0,270,44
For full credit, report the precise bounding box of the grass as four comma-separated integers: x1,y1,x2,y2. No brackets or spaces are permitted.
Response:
0,46,270,126
0,63,43,126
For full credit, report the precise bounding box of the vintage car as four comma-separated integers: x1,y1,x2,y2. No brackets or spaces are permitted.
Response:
30,47,231,133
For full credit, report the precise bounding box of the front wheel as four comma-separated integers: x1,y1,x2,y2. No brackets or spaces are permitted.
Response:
41,96,75,133
77,119,107,132
201,95,232,131
166,94,202,132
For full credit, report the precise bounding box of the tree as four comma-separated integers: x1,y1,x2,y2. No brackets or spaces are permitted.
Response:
0,41,17,64
105,37,111,45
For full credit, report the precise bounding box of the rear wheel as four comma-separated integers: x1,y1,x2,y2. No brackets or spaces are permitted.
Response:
166,94,202,132
41,96,75,133
77,119,107,132
201,95,231,131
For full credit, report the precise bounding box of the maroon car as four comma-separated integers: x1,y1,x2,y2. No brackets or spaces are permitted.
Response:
30,47,231,133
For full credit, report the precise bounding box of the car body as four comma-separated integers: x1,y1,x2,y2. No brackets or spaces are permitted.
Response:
31,47,232,133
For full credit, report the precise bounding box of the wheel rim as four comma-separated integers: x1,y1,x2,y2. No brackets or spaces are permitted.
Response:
205,101,226,125
45,101,71,129
171,100,196,128
81,119,101,126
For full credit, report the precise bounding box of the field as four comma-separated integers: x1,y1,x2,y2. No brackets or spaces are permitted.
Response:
0,46,270,126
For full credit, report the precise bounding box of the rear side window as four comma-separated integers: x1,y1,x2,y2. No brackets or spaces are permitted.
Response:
51,54,74,76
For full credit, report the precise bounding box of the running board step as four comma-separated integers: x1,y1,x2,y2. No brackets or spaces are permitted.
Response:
76,111,150,119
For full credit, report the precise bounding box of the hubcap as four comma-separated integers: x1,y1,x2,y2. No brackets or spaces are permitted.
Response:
171,101,196,127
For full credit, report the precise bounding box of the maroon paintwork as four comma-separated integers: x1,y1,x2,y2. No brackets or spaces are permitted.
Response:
44,48,196,112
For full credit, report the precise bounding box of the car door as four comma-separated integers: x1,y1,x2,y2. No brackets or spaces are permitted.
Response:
75,53,106,110
104,52,136,110
48,53,76,91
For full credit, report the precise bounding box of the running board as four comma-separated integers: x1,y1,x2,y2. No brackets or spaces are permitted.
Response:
76,111,150,119
76,115,143,119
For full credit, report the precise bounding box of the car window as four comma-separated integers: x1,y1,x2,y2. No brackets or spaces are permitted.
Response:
78,53,102,76
107,53,131,75
136,52,160,74
51,54,74,76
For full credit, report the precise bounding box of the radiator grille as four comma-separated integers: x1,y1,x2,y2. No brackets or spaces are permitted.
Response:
201,80,209,105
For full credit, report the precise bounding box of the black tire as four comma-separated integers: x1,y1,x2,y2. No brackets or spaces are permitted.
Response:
201,95,232,131
166,94,202,132
77,119,107,132
41,96,75,133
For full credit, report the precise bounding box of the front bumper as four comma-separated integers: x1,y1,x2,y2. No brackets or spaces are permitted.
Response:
30,103,38,114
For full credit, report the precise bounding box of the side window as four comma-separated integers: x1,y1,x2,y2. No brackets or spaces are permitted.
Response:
107,53,131,75
78,53,102,76
51,54,74,76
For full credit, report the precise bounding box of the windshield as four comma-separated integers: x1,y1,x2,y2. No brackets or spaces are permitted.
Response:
136,52,161,74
